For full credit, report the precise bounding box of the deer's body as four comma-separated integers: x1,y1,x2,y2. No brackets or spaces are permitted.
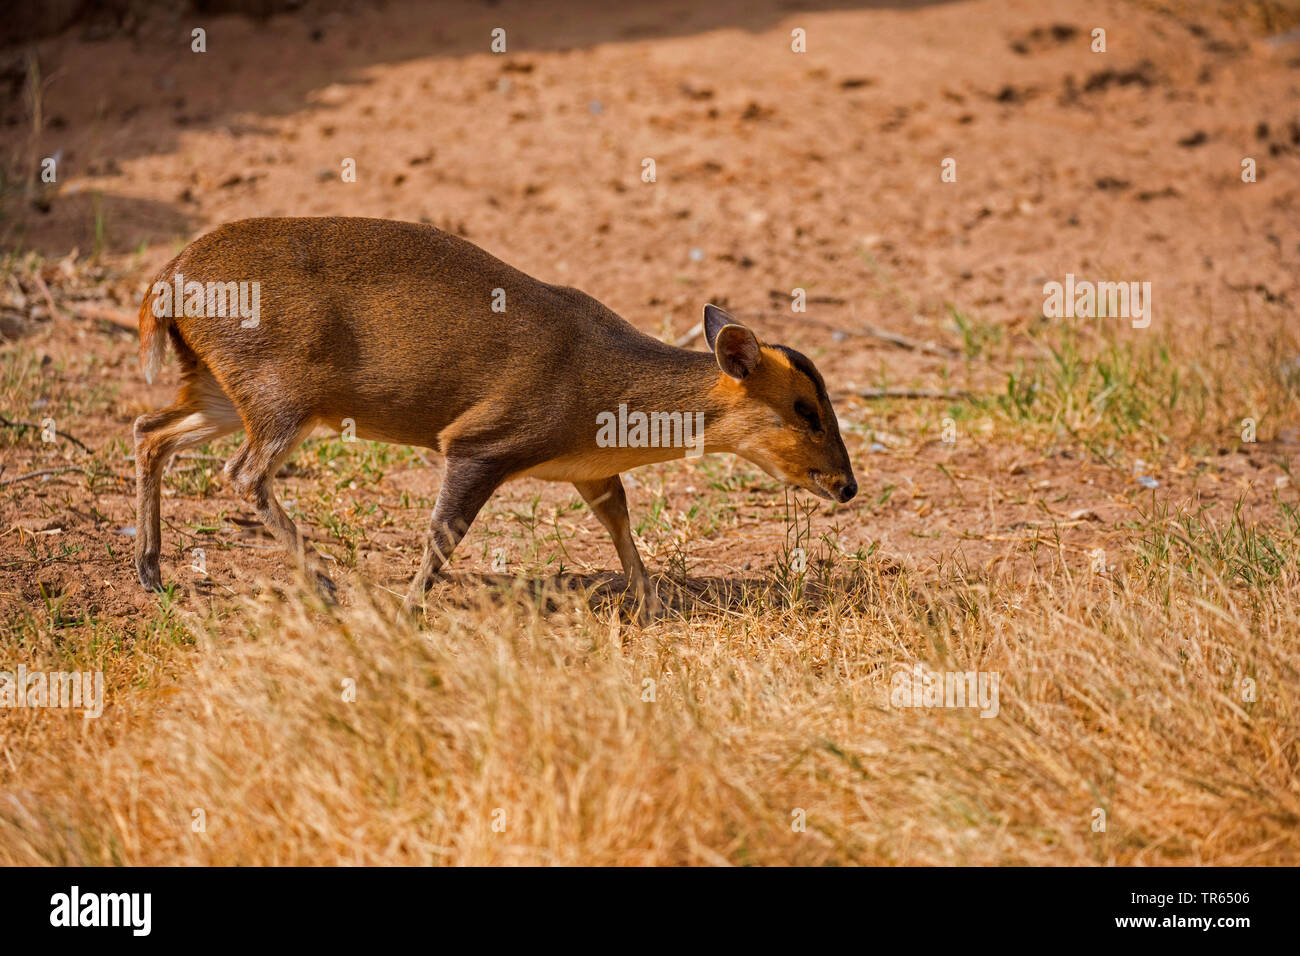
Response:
134,216,856,618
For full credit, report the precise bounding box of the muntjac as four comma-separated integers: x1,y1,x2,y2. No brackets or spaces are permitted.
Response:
133,217,857,621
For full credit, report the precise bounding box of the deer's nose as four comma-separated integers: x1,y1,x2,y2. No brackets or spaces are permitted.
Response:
837,479,857,503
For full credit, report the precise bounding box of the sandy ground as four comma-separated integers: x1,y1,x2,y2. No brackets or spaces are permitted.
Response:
1,0,1298,621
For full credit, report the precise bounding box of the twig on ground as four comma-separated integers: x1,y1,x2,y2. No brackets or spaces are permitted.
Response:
75,302,138,332
847,388,973,400
850,322,961,358
672,321,704,348
750,310,962,358
0,466,81,487
30,273,66,326
0,413,94,453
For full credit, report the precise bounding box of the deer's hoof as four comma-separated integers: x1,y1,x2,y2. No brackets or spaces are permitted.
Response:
136,557,163,593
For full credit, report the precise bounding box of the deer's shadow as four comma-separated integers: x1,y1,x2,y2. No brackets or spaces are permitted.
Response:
401,567,881,622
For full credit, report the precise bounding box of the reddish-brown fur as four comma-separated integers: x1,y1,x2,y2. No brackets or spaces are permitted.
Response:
134,216,856,619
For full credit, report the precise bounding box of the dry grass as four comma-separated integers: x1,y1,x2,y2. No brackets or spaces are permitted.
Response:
3,505,1297,865
2,252,1298,866
2,0,1299,870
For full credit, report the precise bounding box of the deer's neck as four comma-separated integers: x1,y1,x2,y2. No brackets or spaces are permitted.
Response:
595,341,742,457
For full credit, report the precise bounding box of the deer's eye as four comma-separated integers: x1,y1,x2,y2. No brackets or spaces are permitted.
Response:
794,399,822,433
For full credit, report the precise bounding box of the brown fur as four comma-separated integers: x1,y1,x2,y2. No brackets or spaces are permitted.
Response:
133,216,856,619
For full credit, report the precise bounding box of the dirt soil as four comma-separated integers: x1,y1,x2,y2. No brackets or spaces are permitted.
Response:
1,0,1298,621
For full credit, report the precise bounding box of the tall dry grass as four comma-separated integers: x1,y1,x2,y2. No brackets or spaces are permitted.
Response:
1,264,1297,865
2,525,1297,865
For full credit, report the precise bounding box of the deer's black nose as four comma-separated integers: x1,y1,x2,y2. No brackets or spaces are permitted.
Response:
837,479,857,503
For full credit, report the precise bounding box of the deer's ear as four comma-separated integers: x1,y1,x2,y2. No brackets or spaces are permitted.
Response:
703,303,738,350
714,323,761,381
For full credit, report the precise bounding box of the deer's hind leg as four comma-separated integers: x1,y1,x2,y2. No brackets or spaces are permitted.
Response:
134,365,242,591
223,410,333,598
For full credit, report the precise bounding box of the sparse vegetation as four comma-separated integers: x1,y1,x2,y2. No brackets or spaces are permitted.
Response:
2,0,1298,868
1,504,1297,864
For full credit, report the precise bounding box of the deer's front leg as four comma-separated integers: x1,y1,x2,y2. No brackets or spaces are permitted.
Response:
574,474,664,623
404,457,504,614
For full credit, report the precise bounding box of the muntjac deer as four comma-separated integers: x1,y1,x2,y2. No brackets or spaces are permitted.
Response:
134,217,857,620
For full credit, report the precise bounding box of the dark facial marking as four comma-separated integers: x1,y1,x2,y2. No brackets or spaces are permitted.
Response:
771,345,832,408
794,398,822,433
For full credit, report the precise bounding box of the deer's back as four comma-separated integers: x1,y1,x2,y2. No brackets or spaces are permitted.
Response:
164,217,636,451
